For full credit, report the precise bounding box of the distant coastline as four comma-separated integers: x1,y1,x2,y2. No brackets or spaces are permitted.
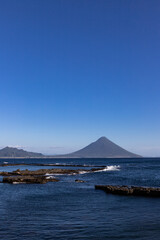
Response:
0,156,145,159
0,137,142,158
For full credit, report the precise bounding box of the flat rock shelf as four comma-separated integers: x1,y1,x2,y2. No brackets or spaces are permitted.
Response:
0,167,106,184
95,185,160,197
0,167,105,176
3,175,59,184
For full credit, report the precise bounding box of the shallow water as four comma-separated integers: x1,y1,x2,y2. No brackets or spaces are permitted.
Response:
0,158,160,240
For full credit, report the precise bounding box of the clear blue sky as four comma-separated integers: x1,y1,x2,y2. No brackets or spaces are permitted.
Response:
0,0,160,156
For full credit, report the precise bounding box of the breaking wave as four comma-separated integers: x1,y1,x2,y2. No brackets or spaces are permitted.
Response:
44,165,120,177
46,176,56,179
99,165,120,172
79,165,120,174
94,165,120,172
78,171,88,175
45,173,63,177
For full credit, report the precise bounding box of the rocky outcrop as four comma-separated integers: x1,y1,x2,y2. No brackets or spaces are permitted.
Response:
3,175,59,184
0,168,78,176
0,167,105,176
95,185,160,197
75,179,86,183
0,167,106,184
0,163,106,167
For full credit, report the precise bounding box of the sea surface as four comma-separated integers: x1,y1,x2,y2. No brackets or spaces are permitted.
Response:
0,157,160,240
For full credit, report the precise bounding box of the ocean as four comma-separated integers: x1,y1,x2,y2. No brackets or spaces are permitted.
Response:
0,157,160,240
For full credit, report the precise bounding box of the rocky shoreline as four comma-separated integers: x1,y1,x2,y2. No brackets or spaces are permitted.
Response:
3,175,59,184
0,163,106,167
0,167,104,176
95,185,160,197
1,167,160,197
0,167,105,184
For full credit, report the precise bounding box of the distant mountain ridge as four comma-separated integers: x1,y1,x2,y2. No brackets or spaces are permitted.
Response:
0,137,141,158
0,147,43,158
63,137,141,158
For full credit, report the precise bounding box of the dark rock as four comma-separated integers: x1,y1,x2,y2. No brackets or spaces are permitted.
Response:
3,175,59,184
0,163,106,167
95,185,160,197
75,179,86,183
0,171,10,176
0,167,106,176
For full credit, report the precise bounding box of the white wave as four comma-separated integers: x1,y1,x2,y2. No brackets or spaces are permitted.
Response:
78,171,88,175
94,165,120,172
3,162,8,164
76,165,121,175
46,176,55,179
44,163,63,166
45,173,63,176
12,182,23,184
44,165,120,177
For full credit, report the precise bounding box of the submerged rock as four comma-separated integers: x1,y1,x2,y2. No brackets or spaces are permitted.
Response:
75,179,86,183
95,185,160,197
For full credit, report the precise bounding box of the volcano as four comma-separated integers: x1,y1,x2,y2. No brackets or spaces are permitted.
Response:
64,137,141,158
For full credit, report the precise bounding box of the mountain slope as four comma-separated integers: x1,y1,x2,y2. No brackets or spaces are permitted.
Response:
64,137,141,158
0,147,43,158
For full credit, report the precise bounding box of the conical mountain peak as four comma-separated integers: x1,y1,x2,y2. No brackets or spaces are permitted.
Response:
97,136,108,141
64,137,141,158
96,136,109,142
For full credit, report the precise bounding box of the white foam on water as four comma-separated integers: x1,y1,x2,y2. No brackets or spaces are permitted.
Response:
44,166,120,177
95,165,120,172
78,171,88,175
45,173,63,176
46,176,55,179
12,182,23,184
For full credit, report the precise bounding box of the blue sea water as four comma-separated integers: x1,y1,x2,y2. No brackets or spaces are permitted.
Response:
0,158,160,240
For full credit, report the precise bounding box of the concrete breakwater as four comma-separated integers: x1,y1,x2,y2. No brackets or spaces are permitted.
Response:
95,185,160,197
